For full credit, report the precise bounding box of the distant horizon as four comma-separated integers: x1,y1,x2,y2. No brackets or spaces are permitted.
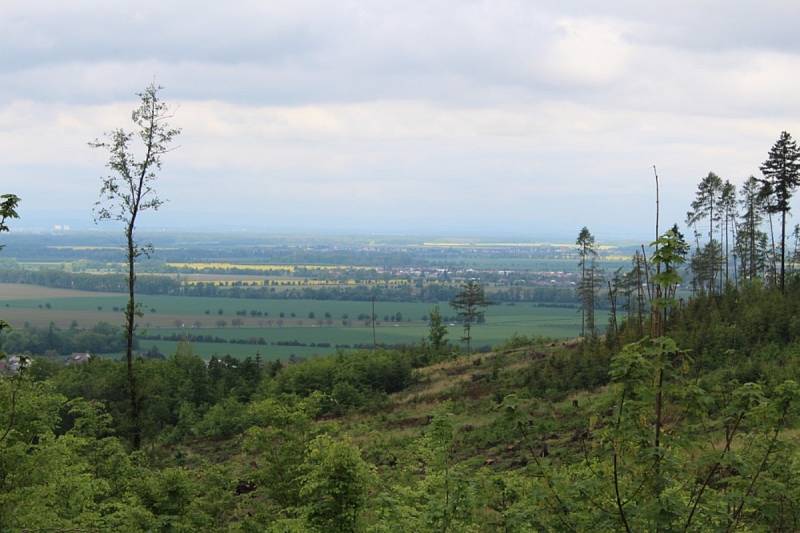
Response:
4,223,656,246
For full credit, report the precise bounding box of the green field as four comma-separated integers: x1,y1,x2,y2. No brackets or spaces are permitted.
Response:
0,284,605,359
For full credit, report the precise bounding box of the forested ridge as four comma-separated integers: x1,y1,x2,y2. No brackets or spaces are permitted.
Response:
4,90,800,531
5,284,800,531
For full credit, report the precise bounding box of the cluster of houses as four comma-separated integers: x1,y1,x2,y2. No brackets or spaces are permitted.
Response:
0,352,92,376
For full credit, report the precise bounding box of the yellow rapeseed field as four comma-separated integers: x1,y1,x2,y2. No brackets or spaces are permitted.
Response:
168,262,298,272
167,262,377,273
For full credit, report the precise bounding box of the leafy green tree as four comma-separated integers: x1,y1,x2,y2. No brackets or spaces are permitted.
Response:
427,305,448,356
759,131,800,292
0,194,19,347
300,434,374,532
92,83,180,448
413,410,477,532
650,224,689,336
595,338,800,532
242,394,323,521
450,280,490,355
0,194,19,248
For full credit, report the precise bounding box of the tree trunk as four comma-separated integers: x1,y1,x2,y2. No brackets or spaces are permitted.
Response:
731,216,738,286
781,210,787,292
636,254,645,337
769,212,777,286
580,245,586,338
750,208,756,280
125,225,141,449
371,296,377,349
608,280,618,341
653,366,664,514
720,218,725,293
588,258,594,338
724,209,729,285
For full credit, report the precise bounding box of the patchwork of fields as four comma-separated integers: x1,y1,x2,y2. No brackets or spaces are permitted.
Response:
0,283,605,359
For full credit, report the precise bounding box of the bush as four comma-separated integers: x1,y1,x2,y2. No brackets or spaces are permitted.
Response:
196,398,250,438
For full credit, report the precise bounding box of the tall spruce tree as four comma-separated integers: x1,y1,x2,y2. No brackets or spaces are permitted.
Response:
737,177,768,281
759,131,800,292
576,227,598,340
689,172,724,244
688,172,723,293
450,280,489,356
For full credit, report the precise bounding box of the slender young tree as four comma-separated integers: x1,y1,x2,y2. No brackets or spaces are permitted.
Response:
371,294,377,349
92,83,180,448
450,280,489,355
759,131,800,292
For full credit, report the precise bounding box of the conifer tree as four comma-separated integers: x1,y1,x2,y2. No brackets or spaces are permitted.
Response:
688,172,723,293
737,177,768,281
576,227,599,339
689,172,724,244
759,131,800,292
450,280,489,355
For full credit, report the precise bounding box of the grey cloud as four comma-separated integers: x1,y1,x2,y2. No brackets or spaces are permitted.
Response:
2,0,800,236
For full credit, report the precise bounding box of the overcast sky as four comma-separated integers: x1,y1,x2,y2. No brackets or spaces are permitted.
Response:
2,1,799,239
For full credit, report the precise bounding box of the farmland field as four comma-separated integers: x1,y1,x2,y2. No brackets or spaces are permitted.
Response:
0,282,605,359
0,283,121,299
